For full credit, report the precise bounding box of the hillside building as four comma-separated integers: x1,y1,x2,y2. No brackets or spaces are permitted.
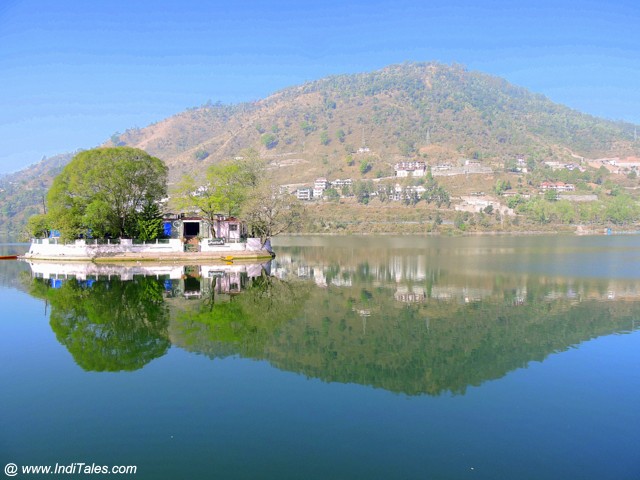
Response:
296,187,313,201
313,178,329,198
394,162,426,177
331,178,352,188
540,181,575,192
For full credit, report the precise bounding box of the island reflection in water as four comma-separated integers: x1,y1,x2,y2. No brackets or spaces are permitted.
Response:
25,251,640,395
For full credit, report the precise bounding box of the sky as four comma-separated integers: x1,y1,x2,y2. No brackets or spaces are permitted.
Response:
0,0,639,174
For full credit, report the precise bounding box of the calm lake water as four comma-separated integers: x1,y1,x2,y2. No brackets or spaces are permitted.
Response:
1,236,639,479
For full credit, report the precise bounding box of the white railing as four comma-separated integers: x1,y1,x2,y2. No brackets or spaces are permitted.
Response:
26,237,271,258
27,238,183,257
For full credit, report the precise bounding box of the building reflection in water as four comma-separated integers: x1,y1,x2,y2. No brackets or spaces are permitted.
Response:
23,255,640,395
27,260,270,299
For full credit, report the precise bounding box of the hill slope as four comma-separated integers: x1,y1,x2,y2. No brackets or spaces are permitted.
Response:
2,62,639,236
110,62,639,184
0,152,74,238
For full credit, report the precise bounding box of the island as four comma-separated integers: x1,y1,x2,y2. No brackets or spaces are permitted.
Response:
22,147,300,263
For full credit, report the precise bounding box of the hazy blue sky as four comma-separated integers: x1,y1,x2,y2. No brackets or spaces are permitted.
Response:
1,0,638,174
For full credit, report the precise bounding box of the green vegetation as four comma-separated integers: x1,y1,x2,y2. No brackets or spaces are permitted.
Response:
494,179,511,195
514,194,640,225
300,120,317,135
353,180,374,204
324,188,340,202
177,149,304,240
359,159,372,175
172,274,311,359
41,147,168,240
176,155,261,235
136,202,164,241
544,189,558,202
26,214,50,239
28,275,170,372
260,133,278,149
0,152,72,238
194,148,209,161
421,177,450,207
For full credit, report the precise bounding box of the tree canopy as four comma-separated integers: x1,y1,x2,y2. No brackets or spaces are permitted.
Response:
241,185,305,243
176,149,304,240
175,150,263,237
45,147,168,239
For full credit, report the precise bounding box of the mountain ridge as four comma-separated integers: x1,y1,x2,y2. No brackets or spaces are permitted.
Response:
2,62,639,236
110,62,639,183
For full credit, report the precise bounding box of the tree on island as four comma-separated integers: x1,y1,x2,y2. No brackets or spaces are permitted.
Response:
175,149,304,241
40,147,168,240
175,158,259,237
241,185,305,244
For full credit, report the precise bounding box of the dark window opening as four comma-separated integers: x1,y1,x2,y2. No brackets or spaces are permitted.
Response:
184,222,200,237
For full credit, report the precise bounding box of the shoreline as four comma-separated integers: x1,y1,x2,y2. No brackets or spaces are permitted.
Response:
275,229,630,238
21,237,275,264
20,250,275,264
4,227,638,251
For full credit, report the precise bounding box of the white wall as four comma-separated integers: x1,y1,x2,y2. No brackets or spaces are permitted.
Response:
27,238,183,258
27,237,272,258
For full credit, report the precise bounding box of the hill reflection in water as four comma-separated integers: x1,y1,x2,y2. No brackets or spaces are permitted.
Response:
25,238,640,394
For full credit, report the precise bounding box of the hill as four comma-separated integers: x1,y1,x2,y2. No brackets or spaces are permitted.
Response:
2,62,640,236
109,62,639,185
0,152,74,238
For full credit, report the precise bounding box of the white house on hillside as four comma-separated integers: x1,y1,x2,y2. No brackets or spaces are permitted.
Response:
297,187,313,201
540,181,575,192
394,162,426,177
313,178,329,198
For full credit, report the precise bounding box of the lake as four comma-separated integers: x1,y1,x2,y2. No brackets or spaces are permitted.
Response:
1,235,639,479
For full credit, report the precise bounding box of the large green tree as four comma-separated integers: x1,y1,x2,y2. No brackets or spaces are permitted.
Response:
46,147,168,239
176,149,304,241
175,151,263,236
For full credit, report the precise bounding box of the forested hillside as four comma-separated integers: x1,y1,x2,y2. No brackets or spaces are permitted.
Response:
108,62,638,185
2,62,639,236
0,152,74,238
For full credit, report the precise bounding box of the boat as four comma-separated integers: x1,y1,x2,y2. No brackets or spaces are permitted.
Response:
0,255,18,260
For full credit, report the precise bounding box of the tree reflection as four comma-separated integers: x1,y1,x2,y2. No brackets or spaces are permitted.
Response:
171,269,640,396
29,276,170,371
171,272,310,359
261,280,640,396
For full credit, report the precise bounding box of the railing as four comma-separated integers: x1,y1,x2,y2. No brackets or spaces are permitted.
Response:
132,238,171,245
31,238,76,245
32,238,173,245
85,238,122,245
